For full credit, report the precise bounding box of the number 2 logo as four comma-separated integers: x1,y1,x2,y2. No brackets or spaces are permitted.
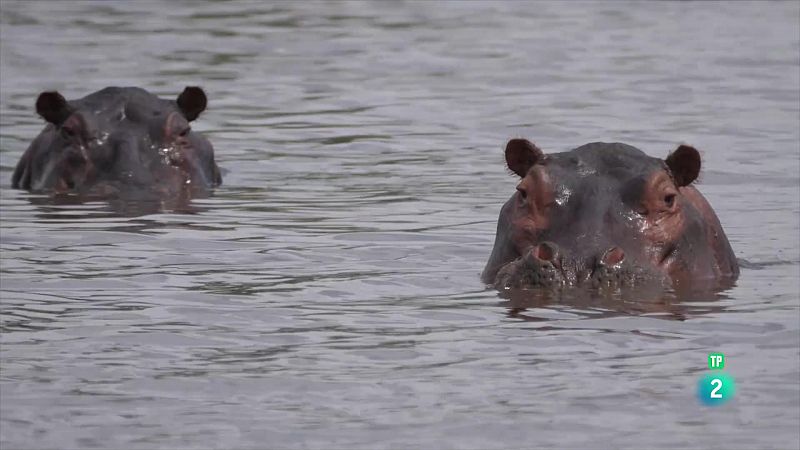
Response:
710,378,723,398
698,368,734,405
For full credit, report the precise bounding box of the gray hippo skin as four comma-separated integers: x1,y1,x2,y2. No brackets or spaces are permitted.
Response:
12,87,221,198
482,139,739,291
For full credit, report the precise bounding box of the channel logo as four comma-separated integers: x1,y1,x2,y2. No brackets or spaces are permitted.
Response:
697,352,736,406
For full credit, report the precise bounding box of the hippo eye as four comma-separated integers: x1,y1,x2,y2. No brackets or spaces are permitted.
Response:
178,127,191,138
516,186,528,200
664,194,676,208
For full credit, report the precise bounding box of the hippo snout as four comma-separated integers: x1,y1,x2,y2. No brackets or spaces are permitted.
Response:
510,242,566,287
492,242,662,290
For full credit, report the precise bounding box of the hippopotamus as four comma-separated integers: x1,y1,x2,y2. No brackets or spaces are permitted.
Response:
482,139,739,291
11,86,221,198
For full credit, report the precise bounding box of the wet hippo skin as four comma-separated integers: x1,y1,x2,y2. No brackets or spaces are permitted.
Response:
483,139,739,291
11,86,221,200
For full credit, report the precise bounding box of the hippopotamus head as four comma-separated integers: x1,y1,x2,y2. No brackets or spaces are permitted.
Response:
483,139,739,291
11,86,221,198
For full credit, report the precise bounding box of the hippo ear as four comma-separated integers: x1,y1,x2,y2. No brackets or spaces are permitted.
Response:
35,91,73,126
665,144,701,187
505,138,544,177
176,86,207,122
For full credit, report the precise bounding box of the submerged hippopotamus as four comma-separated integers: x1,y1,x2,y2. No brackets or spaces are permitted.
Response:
11,86,221,198
483,139,739,291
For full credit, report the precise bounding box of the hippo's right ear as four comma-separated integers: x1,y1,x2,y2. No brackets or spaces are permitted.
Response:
505,138,544,177
36,91,73,126
177,86,207,122
665,144,701,187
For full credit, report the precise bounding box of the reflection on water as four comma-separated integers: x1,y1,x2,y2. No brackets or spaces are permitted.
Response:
499,284,735,322
1,1,799,449
18,192,208,218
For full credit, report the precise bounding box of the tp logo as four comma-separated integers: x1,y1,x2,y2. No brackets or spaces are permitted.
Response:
697,352,735,406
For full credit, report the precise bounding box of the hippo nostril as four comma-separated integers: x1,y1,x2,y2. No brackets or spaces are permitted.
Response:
533,241,559,263
601,246,625,266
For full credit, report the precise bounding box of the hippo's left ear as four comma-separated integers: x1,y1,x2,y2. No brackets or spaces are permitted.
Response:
505,138,544,177
176,86,207,122
36,91,73,126
665,144,701,187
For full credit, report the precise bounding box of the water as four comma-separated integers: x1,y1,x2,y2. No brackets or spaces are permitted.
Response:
1,1,798,449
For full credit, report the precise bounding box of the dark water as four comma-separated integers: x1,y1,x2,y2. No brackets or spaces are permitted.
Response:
1,2,799,449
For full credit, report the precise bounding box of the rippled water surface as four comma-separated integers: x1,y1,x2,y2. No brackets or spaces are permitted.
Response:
1,2,799,449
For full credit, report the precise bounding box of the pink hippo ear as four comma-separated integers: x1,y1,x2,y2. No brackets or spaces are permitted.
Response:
665,144,701,187
176,86,207,122
505,138,544,177
36,91,73,126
